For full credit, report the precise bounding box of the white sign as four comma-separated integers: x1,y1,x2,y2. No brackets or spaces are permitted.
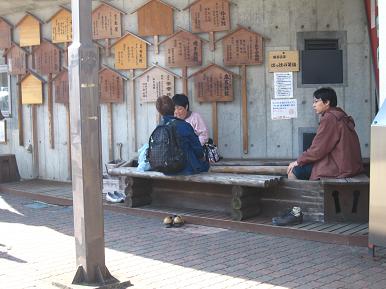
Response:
271,99,297,120
274,72,293,98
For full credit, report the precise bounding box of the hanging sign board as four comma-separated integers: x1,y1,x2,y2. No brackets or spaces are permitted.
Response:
274,72,293,98
0,18,12,49
222,26,264,66
187,0,230,33
135,0,175,37
136,66,177,102
99,67,125,103
92,3,124,40
53,70,69,104
111,32,149,70
34,40,61,75
16,14,42,47
6,45,27,75
161,30,202,68
271,99,297,120
21,73,44,104
50,8,72,43
190,64,234,102
268,50,299,72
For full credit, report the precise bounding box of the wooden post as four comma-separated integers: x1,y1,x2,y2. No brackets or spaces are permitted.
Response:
154,35,159,54
31,105,39,178
128,69,137,152
48,73,54,149
107,103,114,161
66,104,72,181
63,42,68,68
182,66,188,95
209,32,215,51
105,38,110,57
241,65,248,154
68,0,117,285
212,101,218,145
17,75,24,146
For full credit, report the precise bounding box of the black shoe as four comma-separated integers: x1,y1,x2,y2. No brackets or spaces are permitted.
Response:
272,207,303,226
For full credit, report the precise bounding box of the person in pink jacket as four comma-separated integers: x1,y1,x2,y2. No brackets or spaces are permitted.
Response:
172,94,209,146
287,87,363,180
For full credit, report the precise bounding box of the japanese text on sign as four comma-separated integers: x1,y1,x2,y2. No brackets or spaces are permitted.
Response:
190,0,230,33
268,50,299,72
271,99,297,120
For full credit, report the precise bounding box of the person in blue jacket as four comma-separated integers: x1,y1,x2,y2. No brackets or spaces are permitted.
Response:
155,95,209,175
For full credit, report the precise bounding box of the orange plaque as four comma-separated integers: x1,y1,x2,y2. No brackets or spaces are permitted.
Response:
221,26,264,66
33,40,61,75
160,29,203,68
92,2,125,40
5,44,28,75
189,64,234,102
0,17,12,49
185,0,230,33
21,72,45,104
16,13,42,47
53,69,69,104
99,66,127,103
48,7,72,43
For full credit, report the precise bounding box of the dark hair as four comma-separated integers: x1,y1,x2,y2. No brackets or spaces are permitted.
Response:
313,87,337,107
172,94,189,110
156,95,175,116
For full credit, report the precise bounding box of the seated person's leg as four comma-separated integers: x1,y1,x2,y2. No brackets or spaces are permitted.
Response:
291,163,313,180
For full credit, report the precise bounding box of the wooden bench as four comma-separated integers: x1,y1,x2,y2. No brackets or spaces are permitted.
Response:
108,167,282,221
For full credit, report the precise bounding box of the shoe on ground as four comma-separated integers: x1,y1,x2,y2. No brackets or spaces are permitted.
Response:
113,191,125,203
173,215,184,227
272,206,303,226
106,191,123,203
163,216,173,228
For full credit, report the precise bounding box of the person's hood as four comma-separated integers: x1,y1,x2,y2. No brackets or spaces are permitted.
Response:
325,107,356,130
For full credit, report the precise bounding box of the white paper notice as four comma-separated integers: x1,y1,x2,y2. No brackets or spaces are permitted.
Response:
274,72,293,98
271,99,298,120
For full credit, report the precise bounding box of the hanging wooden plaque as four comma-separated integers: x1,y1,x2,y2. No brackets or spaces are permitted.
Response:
222,26,264,66
268,50,300,72
186,0,230,33
161,30,202,68
21,73,44,104
0,17,12,49
16,14,41,47
99,67,125,103
190,64,234,102
136,66,178,102
53,69,69,104
33,40,61,75
49,8,72,43
92,3,124,40
111,32,149,70
135,0,175,36
6,44,27,75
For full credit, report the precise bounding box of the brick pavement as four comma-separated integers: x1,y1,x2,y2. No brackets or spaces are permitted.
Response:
1,193,386,289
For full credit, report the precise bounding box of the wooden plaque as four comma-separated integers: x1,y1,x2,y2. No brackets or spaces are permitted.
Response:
99,68,124,103
18,15,41,47
189,0,230,33
268,50,300,72
137,67,175,102
0,18,12,49
222,27,264,66
137,0,174,36
21,74,43,104
192,65,233,102
7,45,27,75
92,4,122,40
54,70,69,104
113,33,148,70
51,9,72,43
162,30,202,68
34,41,61,75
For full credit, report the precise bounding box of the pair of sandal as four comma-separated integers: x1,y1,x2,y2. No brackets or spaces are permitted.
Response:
163,215,184,228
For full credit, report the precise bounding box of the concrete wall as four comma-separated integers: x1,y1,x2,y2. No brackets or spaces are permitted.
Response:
0,0,375,181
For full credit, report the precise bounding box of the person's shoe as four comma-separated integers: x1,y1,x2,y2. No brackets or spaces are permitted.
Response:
172,215,184,227
106,191,122,203
163,216,173,228
113,191,125,203
272,207,303,226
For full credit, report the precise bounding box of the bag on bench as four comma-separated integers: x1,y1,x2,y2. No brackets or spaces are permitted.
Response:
147,119,186,173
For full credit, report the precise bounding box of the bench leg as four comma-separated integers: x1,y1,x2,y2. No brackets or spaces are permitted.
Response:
231,186,261,221
124,177,152,207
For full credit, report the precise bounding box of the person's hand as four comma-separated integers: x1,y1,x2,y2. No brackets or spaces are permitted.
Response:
287,161,298,175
